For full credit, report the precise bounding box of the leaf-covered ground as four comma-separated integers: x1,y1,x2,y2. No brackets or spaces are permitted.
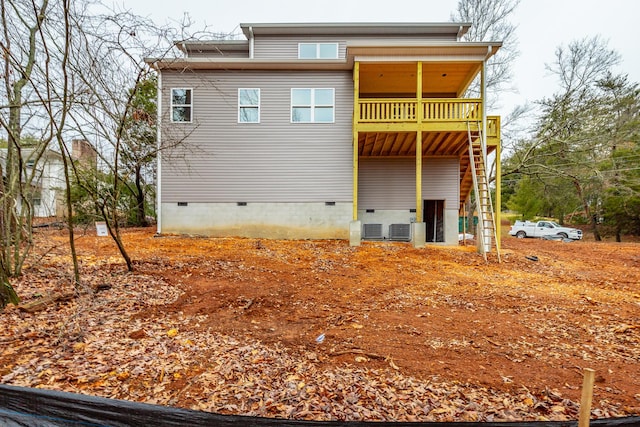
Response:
1,227,639,422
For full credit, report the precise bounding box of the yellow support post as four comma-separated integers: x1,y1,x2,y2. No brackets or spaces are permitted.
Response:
353,61,360,221
495,121,502,252
416,62,423,221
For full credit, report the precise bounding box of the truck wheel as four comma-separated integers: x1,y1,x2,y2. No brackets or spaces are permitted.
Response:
516,231,526,238
558,232,568,239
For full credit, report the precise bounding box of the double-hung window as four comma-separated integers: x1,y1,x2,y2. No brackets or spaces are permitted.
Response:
171,88,192,122
291,88,334,123
238,88,260,123
298,43,339,59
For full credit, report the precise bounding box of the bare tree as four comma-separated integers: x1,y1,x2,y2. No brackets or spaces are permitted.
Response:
0,0,55,306
0,0,214,308
63,6,197,271
0,0,169,306
451,0,521,105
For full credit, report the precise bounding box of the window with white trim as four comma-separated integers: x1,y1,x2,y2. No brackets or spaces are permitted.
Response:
298,43,339,59
291,88,335,123
171,88,192,122
238,88,260,123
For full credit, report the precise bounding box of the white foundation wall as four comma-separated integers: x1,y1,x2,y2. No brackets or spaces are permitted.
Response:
160,202,351,239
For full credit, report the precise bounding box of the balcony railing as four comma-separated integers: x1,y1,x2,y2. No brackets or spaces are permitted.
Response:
422,98,481,121
357,98,498,137
359,98,482,121
359,99,418,122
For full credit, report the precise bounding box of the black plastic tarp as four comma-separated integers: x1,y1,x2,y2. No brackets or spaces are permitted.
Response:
1,385,639,427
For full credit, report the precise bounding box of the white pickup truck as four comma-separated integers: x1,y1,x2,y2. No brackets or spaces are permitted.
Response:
509,220,583,240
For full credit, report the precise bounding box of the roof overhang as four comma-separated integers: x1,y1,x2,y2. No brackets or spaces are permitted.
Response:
145,58,352,71
240,22,471,39
176,40,249,54
347,42,501,62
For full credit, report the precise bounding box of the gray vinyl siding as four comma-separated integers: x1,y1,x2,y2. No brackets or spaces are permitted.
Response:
359,158,459,210
161,70,353,203
254,36,347,60
421,158,460,207
359,158,415,210
253,35,455,60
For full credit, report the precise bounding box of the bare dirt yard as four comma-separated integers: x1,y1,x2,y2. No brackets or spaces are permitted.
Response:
1,227,639,422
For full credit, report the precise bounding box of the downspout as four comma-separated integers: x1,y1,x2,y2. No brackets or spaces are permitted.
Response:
248,26,254,59
155,64,162,234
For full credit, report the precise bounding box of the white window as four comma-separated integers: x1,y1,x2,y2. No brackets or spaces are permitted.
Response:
171,88,192,122
298,43,339,59
291,88,335,123
238,88,260,123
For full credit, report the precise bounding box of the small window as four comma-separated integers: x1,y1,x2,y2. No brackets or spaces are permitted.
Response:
171,88,192,123
291,88,335,123
26,159,35,168
298,43,339,59
33,198,41,206
238,88,260,123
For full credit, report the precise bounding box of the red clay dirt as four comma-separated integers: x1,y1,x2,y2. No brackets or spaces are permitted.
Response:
1,227,639,422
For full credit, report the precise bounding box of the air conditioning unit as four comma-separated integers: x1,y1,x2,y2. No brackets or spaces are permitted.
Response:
362,223,383,239
389,223,411,241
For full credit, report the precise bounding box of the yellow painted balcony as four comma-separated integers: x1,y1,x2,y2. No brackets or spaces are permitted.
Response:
357,98,499,138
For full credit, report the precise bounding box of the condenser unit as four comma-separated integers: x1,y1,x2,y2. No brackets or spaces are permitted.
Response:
389,223,411,241
362,223,383,240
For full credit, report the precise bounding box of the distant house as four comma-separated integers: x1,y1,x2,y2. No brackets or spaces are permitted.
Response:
0,139,96,218
147,22,502,251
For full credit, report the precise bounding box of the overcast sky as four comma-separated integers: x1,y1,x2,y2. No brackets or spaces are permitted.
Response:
127,0,639,119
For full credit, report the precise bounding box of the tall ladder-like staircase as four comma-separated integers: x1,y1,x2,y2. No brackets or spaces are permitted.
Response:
467,122,501,263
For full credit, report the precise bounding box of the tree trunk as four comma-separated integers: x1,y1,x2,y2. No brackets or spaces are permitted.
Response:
590,214,602,241
573,179,601,241
101,205,133,272
0,270,19,309
134,164,147,227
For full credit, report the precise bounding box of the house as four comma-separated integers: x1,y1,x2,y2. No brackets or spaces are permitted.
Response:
0,139,96,218
147,22,502,252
